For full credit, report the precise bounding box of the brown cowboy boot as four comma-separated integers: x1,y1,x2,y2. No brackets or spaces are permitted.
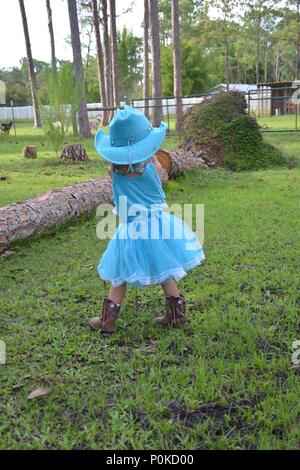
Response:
89,298,120,333
155,294,187,327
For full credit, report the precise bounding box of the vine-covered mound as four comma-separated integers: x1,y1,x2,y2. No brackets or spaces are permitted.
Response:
181,91,286,171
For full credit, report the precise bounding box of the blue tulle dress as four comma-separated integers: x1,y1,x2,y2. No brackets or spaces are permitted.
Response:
98,162,205,288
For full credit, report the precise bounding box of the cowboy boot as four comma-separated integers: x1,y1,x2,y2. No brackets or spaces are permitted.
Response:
155,294,187,327
89,298,120,333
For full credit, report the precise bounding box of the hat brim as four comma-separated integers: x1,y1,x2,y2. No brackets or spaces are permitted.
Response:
94,121,168,164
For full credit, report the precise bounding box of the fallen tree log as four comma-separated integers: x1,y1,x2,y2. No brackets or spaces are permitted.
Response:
156,149,216,177
0,177,112,253
0,149,214,253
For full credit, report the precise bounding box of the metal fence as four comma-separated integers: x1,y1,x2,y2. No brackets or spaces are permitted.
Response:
131,93,214,132
247,86,300,133
2,87,300,134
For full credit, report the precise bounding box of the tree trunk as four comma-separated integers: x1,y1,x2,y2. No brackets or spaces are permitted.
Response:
0,178,112,253
143,0,150,119
224,36,230,91
156,149,215,177
67,0,91,138
18,0,41,128
296,0,300,80
92,0,109,125
71,105,78,136
102,0,114,119
149,0,163,126
256,15,261,84
275,46,280,82
84,21,94,73
109,0,120,108
60,144,89,162
0,150,213,253
171,0,183,132
46,0,56,73
264,42,268,82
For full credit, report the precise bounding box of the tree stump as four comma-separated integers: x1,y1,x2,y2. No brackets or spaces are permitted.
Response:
61,144,89,162
23,146,37,159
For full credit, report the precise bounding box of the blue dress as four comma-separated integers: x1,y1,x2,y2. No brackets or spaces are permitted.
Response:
98,162,205,288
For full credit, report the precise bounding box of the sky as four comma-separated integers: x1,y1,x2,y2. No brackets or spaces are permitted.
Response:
0,0,144,68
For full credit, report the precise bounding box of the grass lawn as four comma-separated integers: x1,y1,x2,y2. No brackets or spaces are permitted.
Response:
0,122,299,450
0,121,179,207
256,114,300,131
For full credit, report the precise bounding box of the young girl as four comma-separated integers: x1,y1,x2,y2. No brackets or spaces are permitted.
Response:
89,105,205,333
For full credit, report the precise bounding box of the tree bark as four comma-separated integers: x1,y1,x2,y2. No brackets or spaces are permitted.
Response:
109,0,120,107
18,0,41,128
92,0,109,125
101,0,114,119
143,0,150,118
264,42,268,82
296,0,300,80
0,178,112,253
149,0,163,126
67,0,91,138
275,46,280,82
156,149,215,177
171,0,183,132
256,15,261,84
60,144,89,162
46,0,57,73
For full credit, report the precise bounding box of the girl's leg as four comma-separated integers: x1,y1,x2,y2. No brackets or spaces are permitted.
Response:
109,284,127,305
156,280,186,327
89,284,126,333
161,279,180,298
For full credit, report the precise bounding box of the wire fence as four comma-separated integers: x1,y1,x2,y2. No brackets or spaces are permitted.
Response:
246,86,300,133
131,94,213,133
2,86,300,134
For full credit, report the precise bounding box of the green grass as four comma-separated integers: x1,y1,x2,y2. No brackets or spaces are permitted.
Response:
256,113,300,131
0,121,179,207
0,123,299,450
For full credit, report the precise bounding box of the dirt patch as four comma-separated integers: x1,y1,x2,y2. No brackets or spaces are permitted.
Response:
167,396,262,448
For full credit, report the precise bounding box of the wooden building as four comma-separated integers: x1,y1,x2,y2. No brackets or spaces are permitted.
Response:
257,81,300,116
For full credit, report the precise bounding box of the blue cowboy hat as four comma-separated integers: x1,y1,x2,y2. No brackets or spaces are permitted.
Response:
94,105,168,166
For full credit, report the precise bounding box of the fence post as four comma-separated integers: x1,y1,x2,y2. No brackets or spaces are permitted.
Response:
248,91,250,115
10,99,17,137
166,98,170,134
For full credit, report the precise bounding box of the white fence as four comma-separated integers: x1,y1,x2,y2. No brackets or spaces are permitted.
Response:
0,99,207,121
0,94,263,121
0,103,106,121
